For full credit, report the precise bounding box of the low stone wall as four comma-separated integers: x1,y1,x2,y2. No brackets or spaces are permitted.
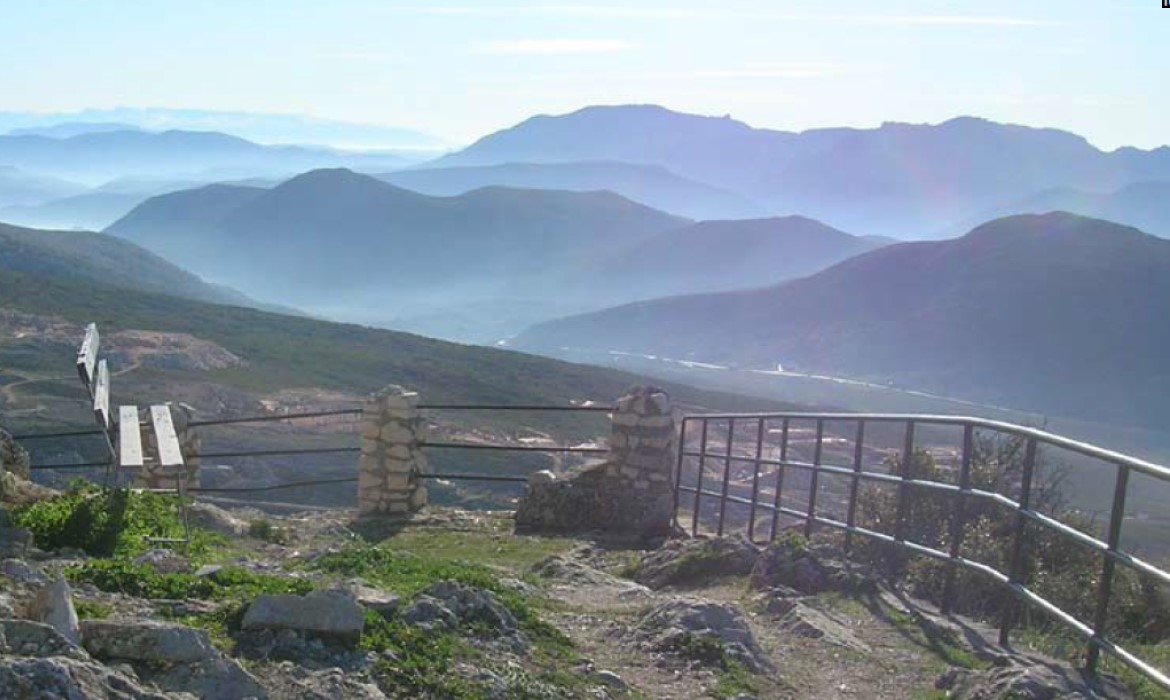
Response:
514,386,677,539
358,385,428,515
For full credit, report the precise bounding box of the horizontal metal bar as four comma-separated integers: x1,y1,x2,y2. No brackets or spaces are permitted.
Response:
11,428,107,441
29,460,110,471
420,472,528,483
189,477,357,493
188,408,362,427
419,404,614,412
195,447,360,459
422,441,607,454
683,412,1170,481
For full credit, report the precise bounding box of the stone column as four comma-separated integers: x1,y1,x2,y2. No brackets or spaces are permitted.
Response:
514,385,678,539
605,385,677,534
358,385,428,515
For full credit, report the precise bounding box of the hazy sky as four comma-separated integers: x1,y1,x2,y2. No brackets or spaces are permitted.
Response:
1,0,1163,149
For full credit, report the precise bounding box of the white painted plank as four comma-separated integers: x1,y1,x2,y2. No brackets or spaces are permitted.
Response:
150,405,184,469
76,323,99,388
92,359,110,430
118,405,144,468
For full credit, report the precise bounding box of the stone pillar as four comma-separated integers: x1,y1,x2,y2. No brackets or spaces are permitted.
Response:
605,385,677,534
514,385,677,539
358,385,428,515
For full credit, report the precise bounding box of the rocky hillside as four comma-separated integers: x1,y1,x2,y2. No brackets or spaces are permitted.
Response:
0,462,1147,700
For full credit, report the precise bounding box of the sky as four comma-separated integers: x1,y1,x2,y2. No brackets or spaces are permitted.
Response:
0,0,1164,150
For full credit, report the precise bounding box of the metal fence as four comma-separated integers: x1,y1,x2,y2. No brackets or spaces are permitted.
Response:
674,411,1170,691
17,403,612,496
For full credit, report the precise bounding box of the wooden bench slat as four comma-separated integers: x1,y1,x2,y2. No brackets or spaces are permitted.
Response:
76,323,99,388
118,406,144,468
92,359,110,430
150,405,184,469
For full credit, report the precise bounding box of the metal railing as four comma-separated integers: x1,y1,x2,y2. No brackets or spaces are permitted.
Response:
674,411,1170,692
17,402,612,493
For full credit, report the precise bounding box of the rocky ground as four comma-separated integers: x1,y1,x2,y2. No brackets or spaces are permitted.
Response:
0,478,1144,699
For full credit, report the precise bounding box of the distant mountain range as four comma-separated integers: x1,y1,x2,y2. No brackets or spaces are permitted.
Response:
0,222,260,309
563,216,887,303
0,129,409,185
515,212,1170,428
0,108,449,151
105,169,897,342
438,105,1170,237
380,161,769,221
0,166,85,208
105,169,687,324
951,181,1170,239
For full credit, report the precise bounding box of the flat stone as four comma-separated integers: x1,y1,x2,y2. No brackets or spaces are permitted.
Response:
0,619,86,659
81,619,216,663
242,588,365,639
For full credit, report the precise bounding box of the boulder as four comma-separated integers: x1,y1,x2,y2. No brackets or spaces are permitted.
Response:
143,657,268,700
0,429,30,481
750,539,871,595
27,575,79,645
0,655,173,700
634,536,759,589
347,583,401,618
941,655,1133,700
630,598,770,673
0,619,86,659
186,502,247,536
80,619,216,663
1,558,46,585
242,588,365,640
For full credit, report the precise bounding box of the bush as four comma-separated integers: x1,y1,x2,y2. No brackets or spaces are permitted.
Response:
12,483,187,557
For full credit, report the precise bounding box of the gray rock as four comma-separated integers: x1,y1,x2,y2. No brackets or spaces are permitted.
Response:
594,669,627,690
0,429,30,481
528,470,557,486
348,583,401,618
144,657,268,700
0,528,33,558
634,536,759,589
632,598,770,673
1,557,46,585
242,588,365,640
186,502,247,536
774,600,870,652
750,539,870,595
942,654,1133,699
0,619,86,659
0,655,172,700
402,596,458,630
425,580,518,633
27,575,79,645
81,619,216,663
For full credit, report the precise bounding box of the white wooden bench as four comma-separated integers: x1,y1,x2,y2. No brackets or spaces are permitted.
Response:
75,323,190,543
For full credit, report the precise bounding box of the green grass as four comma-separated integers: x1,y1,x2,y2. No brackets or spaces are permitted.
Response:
68,559,313,600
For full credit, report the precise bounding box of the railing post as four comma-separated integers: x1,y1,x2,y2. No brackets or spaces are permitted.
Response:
1086,463,1130,671
804,419,824,538
716,418,735,536
747,418,765,543
770,418,789,540
672,417,688,532
358,385,428,515
942,424,974,615
1000,436,1038,646
691,418,709,536
844,420,865,555
894,421,916,542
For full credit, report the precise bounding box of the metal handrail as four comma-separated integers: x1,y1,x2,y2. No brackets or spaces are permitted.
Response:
675,411,1170,693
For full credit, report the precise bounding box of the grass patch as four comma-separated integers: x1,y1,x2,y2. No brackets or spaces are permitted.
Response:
68,559,313,600
73,599,113,620
11,483,222,558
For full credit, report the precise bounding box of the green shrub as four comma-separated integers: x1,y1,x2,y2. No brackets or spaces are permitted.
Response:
68,559,313,600
12,483,188,557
